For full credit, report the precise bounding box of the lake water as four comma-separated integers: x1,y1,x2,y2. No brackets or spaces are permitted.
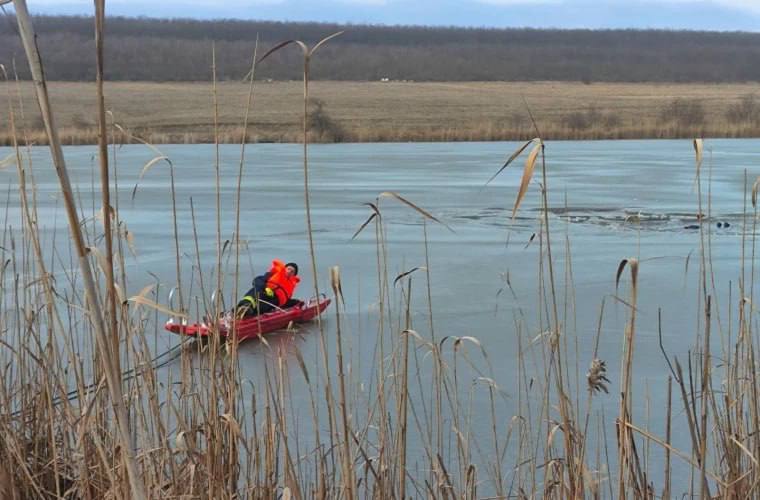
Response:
2,139,759,494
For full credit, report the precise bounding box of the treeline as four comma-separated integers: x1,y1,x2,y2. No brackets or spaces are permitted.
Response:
2,15,760,82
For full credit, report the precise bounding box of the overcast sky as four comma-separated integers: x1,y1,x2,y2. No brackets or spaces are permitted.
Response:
12,0,760,31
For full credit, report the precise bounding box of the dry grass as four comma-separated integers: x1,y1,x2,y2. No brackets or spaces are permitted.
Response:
3,80,760,144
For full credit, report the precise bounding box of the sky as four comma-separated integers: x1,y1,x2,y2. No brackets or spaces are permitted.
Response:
13,0,760,31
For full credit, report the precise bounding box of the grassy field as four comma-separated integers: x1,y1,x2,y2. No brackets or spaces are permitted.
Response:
3,80,760,144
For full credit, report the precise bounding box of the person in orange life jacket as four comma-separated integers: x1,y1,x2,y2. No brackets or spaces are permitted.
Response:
236,260,300,318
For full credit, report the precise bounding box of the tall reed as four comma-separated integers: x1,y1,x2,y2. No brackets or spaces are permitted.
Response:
10,1,145,497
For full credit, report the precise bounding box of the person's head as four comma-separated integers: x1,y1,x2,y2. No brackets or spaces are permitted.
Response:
285,262,299,277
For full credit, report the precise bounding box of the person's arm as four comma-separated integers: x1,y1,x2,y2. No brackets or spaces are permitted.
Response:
253,272,272,290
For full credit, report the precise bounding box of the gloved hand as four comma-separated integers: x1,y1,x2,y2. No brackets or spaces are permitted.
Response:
264,287,274,297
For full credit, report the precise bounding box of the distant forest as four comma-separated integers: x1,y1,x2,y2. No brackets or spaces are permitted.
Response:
2,15,760,82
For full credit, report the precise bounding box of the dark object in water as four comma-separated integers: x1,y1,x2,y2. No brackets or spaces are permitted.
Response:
716,221,731,228
717,222,722,228
684,224,700,230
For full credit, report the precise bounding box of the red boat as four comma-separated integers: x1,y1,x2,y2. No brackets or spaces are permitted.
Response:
165,296,331,341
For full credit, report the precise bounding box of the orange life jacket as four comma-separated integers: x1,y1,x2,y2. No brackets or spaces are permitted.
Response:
265,259,300,306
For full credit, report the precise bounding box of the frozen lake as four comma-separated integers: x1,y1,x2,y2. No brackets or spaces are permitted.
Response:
3,139,759,495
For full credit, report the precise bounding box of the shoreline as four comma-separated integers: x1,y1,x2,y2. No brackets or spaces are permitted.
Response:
5,128,760,147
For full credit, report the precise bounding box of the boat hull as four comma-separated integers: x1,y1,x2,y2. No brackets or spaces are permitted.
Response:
165,296,331,341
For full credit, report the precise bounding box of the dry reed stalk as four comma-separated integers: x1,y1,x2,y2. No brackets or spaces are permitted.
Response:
699,296,712,499
748,173,760,490
421,219,447,491
330,265,355,498
213,43,223,322
489,132,582,496
377,205,393,497
93,0,118,375
346,200,391,494
536,140,583,497
577,304,609,496
207,46,228,494
616,257,639,499
222,40,265,498
231,39,258,343
396,277,412,499
258,36,346,494
10,2,146,498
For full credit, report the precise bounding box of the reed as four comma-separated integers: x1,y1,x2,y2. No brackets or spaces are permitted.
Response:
4,5,760,499
10,1,144,497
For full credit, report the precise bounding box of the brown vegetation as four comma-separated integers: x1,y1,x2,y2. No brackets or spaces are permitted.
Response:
2,80,760,145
